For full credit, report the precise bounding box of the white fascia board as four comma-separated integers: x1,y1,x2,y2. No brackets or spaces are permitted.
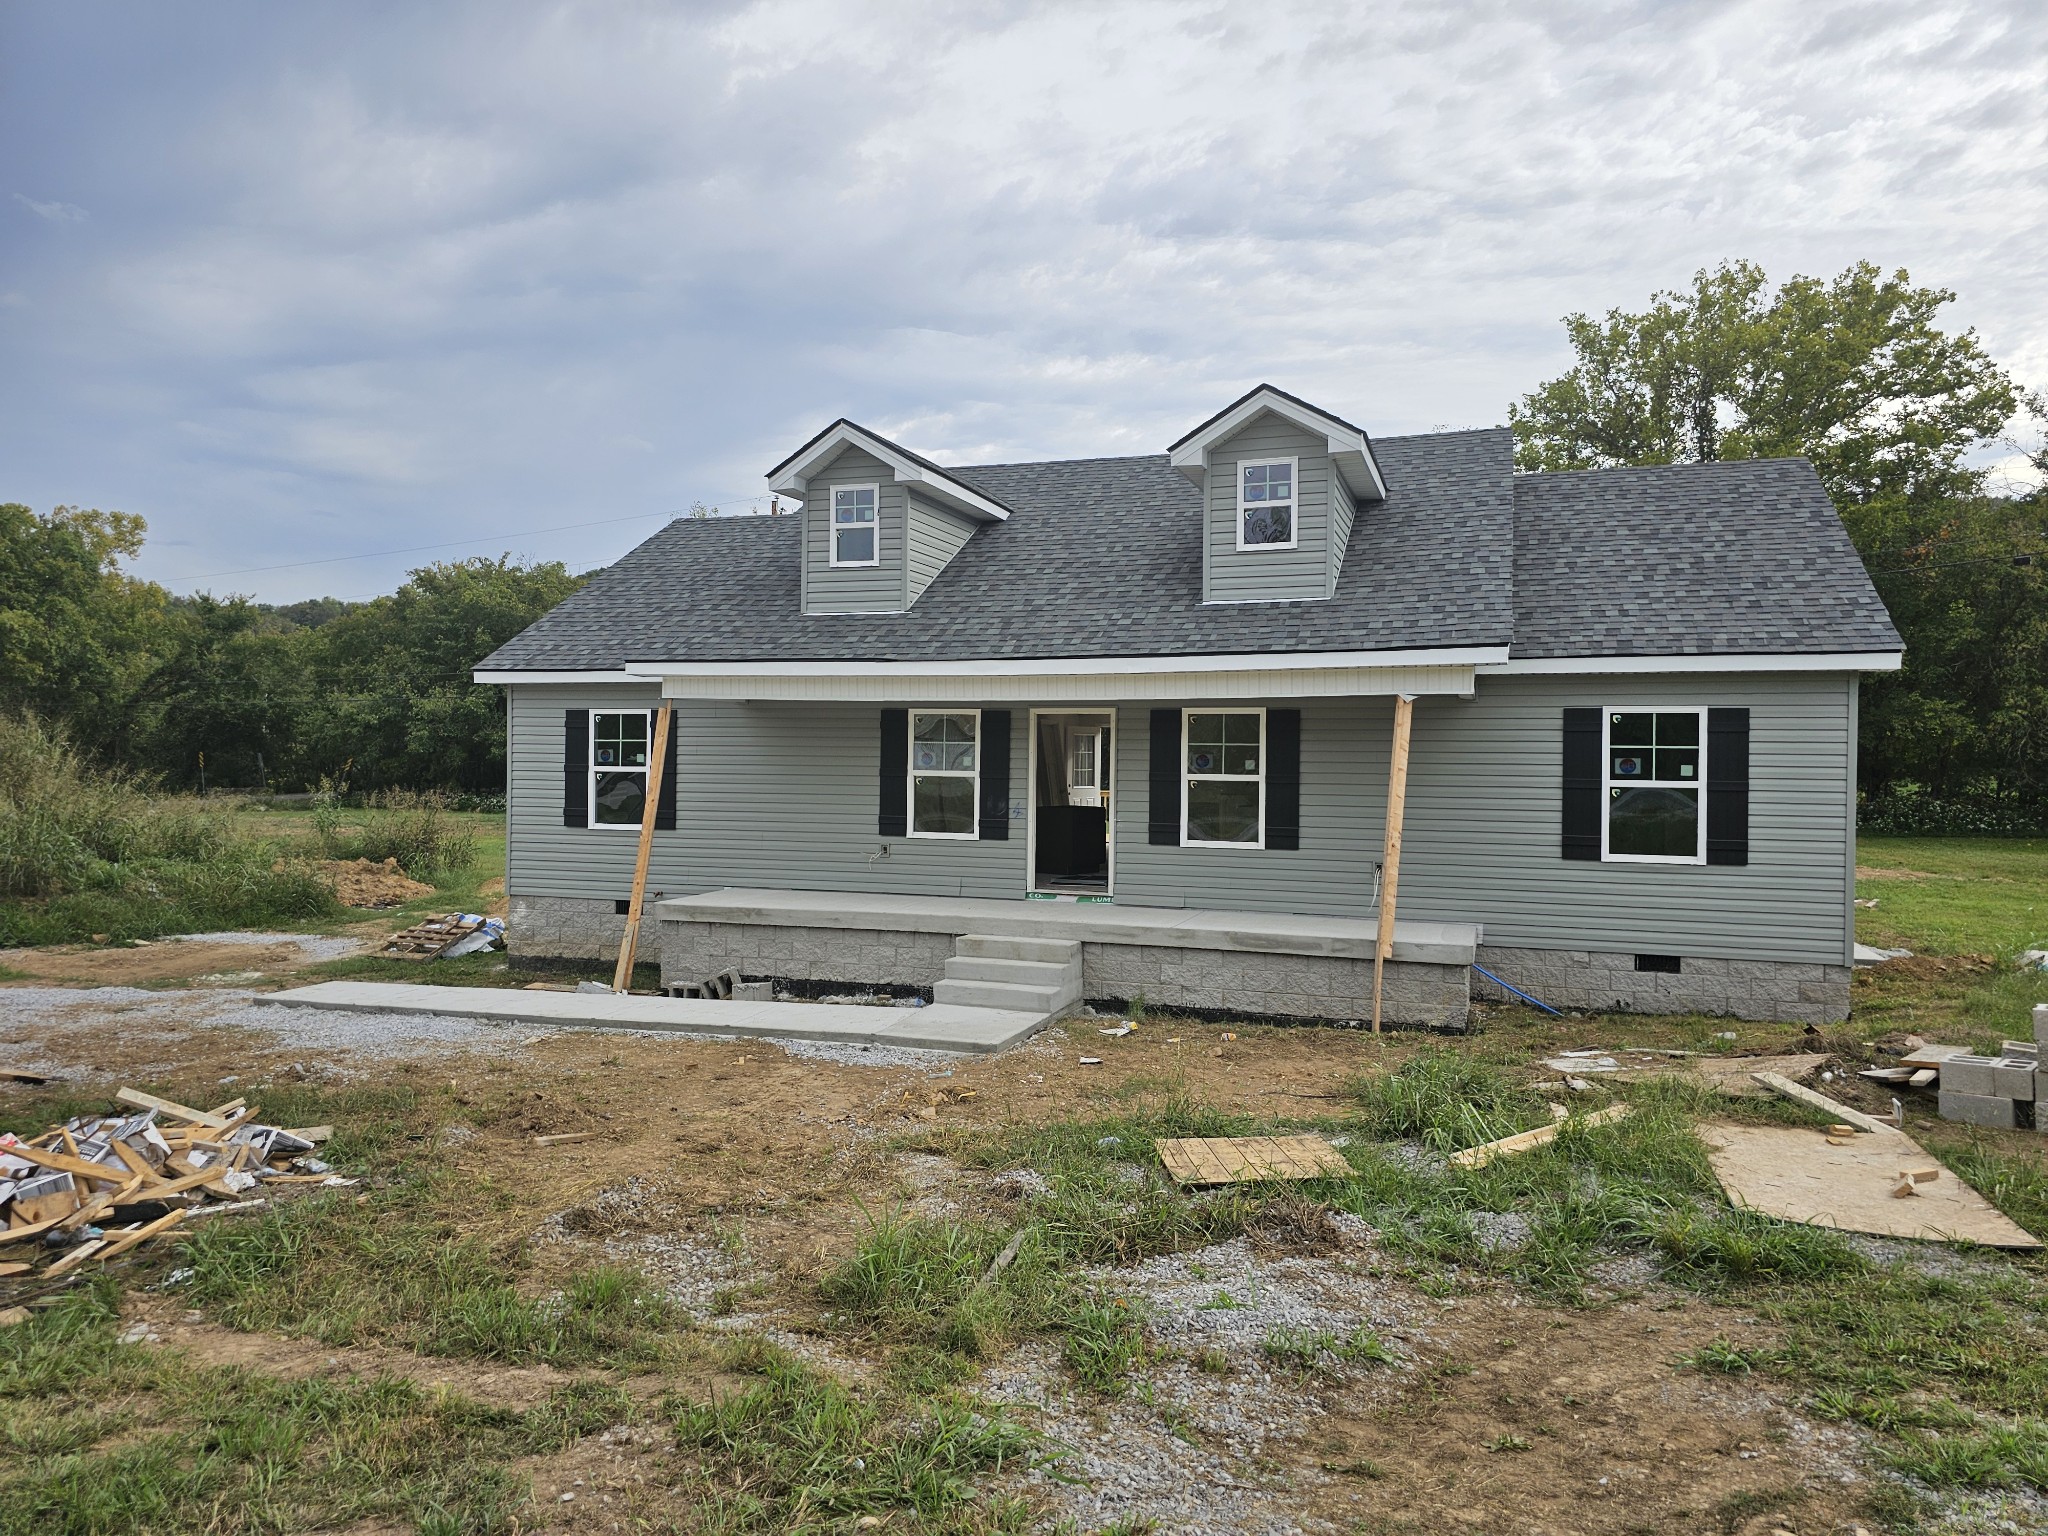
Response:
623,645,1505,680
470,670,647,685
1168,389,1387,501
1481,651,1904,676
654,664,1477,703
766,423,1008,521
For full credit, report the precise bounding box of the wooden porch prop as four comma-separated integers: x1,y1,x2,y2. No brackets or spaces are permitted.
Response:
612,702,674,992
1156,1134,1354,1186
1370,693,1416,1034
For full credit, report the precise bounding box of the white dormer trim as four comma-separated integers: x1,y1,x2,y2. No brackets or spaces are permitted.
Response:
767,420,1010,522
1168,385,1387,501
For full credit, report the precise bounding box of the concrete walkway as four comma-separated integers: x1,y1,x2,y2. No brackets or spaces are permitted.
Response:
254,982,1050,1054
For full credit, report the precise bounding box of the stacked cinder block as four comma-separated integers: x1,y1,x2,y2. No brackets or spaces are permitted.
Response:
1938,1003,2048,1130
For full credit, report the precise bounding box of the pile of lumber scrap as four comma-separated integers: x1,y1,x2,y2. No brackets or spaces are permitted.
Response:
0,1088,351,1277
378,913,501,959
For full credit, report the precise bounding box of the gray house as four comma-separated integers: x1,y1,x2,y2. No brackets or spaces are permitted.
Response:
473,385,1901,1028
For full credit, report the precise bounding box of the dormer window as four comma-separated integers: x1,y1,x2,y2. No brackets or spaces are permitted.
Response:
1238,459,1296,550
831,485,879,566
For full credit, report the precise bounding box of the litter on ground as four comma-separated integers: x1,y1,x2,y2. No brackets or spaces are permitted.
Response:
1446,1103,1632,1170
0,1086,352,1279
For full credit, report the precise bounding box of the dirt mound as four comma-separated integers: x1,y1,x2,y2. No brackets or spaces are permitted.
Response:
320,857,434,909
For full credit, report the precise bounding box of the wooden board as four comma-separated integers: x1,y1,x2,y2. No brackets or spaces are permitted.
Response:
1703,1122,2041,1249
1751,1071,1899,1135
1157,1134,1353,1186
1448,1104,1632,1169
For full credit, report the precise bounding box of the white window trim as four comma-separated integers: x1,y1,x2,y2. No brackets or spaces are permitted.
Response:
589,708,653,832
828,483,881,568
1234,457,1299,552
907,706,982,840
1601,705,1708,865
1181,706,1266,848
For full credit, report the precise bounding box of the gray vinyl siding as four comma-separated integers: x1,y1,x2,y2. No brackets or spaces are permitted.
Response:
1396,673,1857,967
503,671,1855,968
905,497,977,606
1328,473,1357,598
1203,412,1334,605
508,686,1029,903
803,445,905,614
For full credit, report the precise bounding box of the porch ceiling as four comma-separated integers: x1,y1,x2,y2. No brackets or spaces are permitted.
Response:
626,650,1492,702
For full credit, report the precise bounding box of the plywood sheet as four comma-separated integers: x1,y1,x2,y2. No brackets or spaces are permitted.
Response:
1156,1134,1352,1186
1702,1122,2041,1250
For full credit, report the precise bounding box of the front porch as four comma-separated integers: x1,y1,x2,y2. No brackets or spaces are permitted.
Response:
653,887,1480,1030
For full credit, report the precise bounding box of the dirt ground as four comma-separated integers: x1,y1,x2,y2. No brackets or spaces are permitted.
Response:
0,950,1965,1534
0,936,367,987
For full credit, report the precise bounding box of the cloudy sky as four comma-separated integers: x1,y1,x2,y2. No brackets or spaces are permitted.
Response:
3,1,2043,603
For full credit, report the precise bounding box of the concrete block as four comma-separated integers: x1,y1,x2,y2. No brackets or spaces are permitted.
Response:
1939,1055,2000,1097
2000,1041,2038,1063
2035,1003,2048,1048
1989,1060,2037,1101
1939,1090,2019,1130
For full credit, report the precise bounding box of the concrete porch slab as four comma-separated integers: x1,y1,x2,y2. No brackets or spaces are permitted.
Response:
253,981,1049,1054
655,888,1480,966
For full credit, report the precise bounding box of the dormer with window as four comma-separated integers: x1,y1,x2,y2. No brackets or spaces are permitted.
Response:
768,420,1011,615
1169,385,1387,604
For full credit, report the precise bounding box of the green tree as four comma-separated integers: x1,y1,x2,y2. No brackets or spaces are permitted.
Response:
1510,260,2017,514
300,556,586,790
0,504,170,756
1511,262,2043,822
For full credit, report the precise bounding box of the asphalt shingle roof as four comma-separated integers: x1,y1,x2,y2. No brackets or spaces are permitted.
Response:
1511,459,1901,658
476,427,1899,671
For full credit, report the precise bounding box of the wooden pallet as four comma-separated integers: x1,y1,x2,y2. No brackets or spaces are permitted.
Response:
1156,1134,1353,1186
378,915,487,960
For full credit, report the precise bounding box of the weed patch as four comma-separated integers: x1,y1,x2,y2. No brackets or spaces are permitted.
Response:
181,1181,683,1368
0,1280,630,1535
668,1339,1037,1531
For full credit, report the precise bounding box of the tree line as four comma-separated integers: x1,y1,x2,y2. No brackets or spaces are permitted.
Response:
0,517,581,794
3,258,2042,825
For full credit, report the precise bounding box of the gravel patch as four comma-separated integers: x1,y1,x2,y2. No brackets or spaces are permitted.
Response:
982,1237,1432,1536
0,985,520,1078
175,931,371,961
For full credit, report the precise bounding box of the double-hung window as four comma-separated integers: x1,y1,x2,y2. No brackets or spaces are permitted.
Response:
1604,709,1705,862
1183,709,1263,846
909,709,979,837
1237,458,1296,550
831,485,879,566
590,710,651,828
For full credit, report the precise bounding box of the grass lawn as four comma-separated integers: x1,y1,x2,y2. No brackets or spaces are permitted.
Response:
1857,834,2048,957
2,828,2046,1532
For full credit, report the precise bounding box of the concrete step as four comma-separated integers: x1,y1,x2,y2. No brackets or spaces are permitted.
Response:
955,933,1080,964
933,976,1073,1012
944,954,1080,987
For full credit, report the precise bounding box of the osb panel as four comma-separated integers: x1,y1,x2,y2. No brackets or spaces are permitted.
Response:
1702,1122,2040,1250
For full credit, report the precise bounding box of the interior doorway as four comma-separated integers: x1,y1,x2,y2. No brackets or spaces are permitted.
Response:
1030,711,1114,894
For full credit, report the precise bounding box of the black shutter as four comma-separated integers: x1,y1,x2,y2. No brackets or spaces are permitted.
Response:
978,709,1011,840
1706,707,1750,866
1265,708,1300,850
563,709,589,828
653,708,678,831
1560,707,1601,860
878,708,908,837
1148,708,1180,846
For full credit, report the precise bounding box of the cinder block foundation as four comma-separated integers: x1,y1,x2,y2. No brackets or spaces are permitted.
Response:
1940,1056,2000,1098
1471,945,1850,1024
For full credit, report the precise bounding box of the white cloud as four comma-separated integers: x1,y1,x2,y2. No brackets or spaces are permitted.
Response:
0,0,2042,599
12,192,87,222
